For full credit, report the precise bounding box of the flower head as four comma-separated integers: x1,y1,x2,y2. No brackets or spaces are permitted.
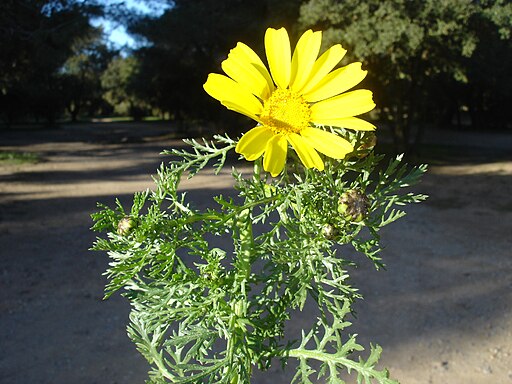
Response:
204,27,376,176
338,189,370,222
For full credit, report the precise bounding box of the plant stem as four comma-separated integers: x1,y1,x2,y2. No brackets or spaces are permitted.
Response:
227,206,253,382
226,160,262,383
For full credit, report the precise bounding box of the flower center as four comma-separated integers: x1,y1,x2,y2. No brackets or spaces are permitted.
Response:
259,89,311,135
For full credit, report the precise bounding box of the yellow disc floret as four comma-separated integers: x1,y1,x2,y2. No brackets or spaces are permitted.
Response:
259,89,311,135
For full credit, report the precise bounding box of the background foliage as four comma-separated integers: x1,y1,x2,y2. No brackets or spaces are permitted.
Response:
1,0,511,150
299,0,512,150
0,0,103,124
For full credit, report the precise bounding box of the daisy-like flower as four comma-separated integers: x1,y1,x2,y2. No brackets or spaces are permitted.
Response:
203,27,376,176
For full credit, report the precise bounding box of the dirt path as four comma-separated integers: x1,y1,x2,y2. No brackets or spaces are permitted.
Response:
1,124,511,383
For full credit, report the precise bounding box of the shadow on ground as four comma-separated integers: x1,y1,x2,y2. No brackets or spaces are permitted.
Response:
1,124,511,383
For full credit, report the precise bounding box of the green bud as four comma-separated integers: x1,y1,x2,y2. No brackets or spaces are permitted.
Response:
338,190,370,222
117,216,135,235
322,223,338,240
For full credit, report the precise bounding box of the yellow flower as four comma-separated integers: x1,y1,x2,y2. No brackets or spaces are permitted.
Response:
204,27,376,176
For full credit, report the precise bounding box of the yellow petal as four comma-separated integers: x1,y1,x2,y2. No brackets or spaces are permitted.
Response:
222,55,269,100
222,101,262,123
265,28,291,89
290,30,322,92
311,90,375,121
203,73,263,121
287,133,324,171
300,127,353,159
263,134,288,177
299,44,347,94
236,126,274,161
316,117,376,131
234,43,275,95
303,63,367,103
222,43,273,99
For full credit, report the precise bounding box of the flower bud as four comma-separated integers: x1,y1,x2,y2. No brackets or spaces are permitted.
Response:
322,223,338,240
117,216,135,235
338,190,370,222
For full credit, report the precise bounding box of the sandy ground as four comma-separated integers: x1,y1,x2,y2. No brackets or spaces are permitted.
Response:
1,123,511,384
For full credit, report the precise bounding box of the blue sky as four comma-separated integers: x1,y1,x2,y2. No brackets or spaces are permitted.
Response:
91,0,170,49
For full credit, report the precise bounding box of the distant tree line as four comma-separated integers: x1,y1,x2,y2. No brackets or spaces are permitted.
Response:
1,0,511,149
0,0,302,128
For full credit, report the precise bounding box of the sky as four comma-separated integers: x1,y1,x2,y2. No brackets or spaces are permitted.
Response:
91,0,170,49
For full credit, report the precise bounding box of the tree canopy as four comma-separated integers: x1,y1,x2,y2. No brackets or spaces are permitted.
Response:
124,0,302,128
1,0,511,147
61,28,114,121
299,0,512,149
0,0,104,124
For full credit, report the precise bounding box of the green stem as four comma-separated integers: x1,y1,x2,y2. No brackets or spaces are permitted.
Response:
226,206,253,382
181,195,276,226
226,160,261,383
288,348,358,370
234,207,253,285
288,347,395,383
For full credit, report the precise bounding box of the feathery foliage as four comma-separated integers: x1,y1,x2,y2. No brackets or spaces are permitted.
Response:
92,130,427,383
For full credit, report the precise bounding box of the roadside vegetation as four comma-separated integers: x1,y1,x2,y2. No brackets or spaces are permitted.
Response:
0,151,40,165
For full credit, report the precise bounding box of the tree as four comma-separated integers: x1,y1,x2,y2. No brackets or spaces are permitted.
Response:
123,0,303,131
129,1,266,121
299,0,512,151
101,55,148,119
0,0,103,125
61,28,114,121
